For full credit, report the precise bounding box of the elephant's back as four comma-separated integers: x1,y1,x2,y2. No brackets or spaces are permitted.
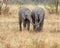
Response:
32,7,45,15
18,8,31,16
19,8,31,14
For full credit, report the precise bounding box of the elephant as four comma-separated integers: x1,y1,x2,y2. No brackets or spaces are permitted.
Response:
18,8,33,31
31,7,45,31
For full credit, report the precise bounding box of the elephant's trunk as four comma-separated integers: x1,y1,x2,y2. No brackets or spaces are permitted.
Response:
33,12,45,26
36,13,44,25
28,16,36,25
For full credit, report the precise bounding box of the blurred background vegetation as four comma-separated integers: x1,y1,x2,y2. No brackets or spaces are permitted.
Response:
0,0,60,15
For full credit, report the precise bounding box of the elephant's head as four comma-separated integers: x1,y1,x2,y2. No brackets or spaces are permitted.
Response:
31,11,45,31
26,10,36,25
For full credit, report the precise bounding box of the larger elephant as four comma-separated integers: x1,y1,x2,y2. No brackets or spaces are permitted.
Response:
31,7,45,31
18,8,33,31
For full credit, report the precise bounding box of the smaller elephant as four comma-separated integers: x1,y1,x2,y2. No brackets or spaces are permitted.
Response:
31,7,45,31
18,8,32,31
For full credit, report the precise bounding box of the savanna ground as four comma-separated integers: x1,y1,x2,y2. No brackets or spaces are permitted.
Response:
0,4,60,48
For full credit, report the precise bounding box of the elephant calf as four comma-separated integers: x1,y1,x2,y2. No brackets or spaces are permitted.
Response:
18,8,32,31
31,7,45,31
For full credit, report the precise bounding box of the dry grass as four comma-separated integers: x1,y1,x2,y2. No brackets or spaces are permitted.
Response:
0,4,60,48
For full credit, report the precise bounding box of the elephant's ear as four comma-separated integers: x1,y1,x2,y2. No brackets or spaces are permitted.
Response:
38,13,45,25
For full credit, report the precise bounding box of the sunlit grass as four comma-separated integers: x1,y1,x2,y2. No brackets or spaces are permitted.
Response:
0,4,60,48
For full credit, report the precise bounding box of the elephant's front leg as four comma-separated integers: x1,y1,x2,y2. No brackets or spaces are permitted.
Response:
0,7,1,15
19,22,22,31
33,25,35,31
26,20,30,31
23,20,26,29
33,21,37,31
38,21,44,31
33,25,38,32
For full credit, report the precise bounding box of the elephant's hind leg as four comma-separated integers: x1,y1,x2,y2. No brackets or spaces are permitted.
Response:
19,21,22,31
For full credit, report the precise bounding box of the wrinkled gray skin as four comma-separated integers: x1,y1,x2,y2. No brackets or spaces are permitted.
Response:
18,8,33,31
31,7,45,31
